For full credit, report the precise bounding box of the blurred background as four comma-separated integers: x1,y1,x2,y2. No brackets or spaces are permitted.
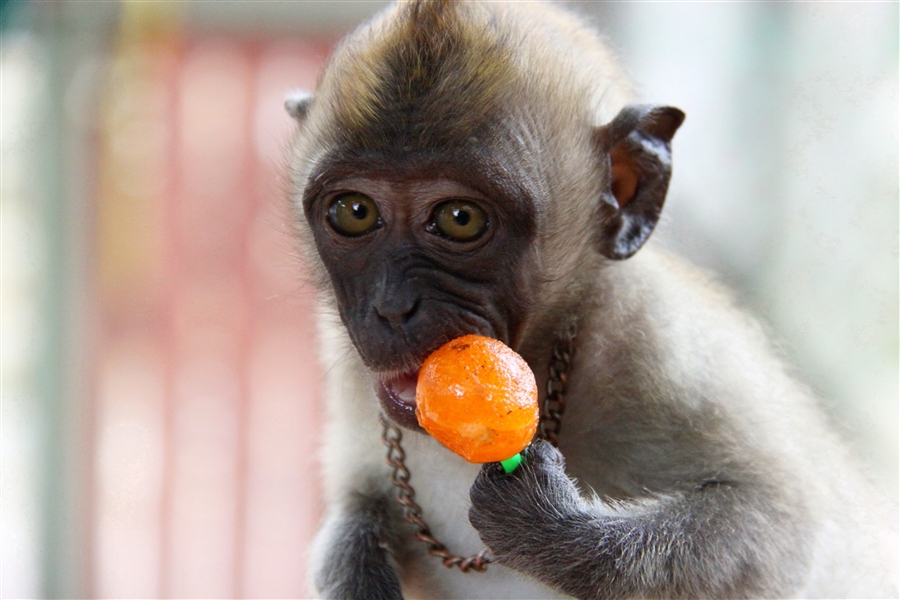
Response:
1,1,896,598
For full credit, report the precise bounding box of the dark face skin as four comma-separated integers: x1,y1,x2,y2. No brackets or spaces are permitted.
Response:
303,158,538,429
300,103,682,431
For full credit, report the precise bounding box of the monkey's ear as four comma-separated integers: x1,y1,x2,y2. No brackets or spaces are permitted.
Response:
285,90,313,123
594,104,685,260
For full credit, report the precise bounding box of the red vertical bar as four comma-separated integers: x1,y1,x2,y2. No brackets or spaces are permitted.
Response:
231,41,261,599
91,33,179,599
157,36,183,600
239,38,332,598
166,39,252,598
145,35,335,598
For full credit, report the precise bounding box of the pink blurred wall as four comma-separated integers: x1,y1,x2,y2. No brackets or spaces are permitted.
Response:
91,32,331,598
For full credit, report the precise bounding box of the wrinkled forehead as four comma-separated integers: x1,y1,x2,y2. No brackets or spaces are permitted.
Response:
305,103,545,218
303,143,538,214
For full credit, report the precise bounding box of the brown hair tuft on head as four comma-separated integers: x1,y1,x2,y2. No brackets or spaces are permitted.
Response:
406,0,457,30
401,0,461,67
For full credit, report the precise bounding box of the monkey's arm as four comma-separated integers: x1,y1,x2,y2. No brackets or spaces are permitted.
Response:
312,492,404,600
469,441,810,600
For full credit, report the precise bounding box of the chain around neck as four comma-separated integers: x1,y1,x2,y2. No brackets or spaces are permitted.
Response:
380,326,577,573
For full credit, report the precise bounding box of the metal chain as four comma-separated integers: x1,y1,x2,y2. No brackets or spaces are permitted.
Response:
539,320,577,446
381,417,493,572
381,325,577,574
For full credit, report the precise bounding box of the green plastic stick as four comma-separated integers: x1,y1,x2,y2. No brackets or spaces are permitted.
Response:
500,452,523,474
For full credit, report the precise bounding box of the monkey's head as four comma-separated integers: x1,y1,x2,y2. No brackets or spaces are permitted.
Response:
287,0,683,430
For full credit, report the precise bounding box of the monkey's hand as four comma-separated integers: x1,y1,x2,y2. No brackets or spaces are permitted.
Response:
470,440,810,599
312,493,404,600
468,441,608,589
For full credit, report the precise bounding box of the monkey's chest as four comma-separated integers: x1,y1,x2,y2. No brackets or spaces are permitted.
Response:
396,434,566,600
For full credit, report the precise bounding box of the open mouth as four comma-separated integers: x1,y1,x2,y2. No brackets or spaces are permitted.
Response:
375,370,424,432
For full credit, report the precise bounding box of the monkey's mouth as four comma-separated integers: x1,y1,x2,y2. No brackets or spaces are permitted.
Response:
376,371,424,432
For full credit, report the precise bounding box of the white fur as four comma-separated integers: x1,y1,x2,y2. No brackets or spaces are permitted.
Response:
311,307,566,599
294,1,897,596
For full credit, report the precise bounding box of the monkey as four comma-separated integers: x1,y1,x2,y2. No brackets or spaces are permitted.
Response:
286,1,897,598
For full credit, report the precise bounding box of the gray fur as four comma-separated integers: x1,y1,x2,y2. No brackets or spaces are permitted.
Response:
470,441,810,599
289,1,897,598
312,492,403,600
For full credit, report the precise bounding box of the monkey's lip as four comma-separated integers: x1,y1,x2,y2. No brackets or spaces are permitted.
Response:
376,371,425,432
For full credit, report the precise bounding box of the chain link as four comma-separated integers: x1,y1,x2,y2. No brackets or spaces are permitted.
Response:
539,320,577,447
381,325,577,574
381,416,493,572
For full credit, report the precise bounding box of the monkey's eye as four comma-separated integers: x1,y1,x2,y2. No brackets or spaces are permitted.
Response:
430,201,488,242
328,193,381,237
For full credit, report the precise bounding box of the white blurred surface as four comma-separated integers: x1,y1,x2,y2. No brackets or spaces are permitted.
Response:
605,2,898,495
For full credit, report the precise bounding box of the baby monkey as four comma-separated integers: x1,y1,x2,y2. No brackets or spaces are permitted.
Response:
286,1,897,598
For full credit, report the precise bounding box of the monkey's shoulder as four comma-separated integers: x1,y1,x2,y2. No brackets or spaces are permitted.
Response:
567,248,851,490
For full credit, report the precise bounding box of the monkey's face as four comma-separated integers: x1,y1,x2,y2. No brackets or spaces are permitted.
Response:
292,0,684,431
303,160,539,430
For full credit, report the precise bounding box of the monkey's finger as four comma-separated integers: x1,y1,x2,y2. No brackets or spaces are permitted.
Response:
522,439,566,470
476,459,509,481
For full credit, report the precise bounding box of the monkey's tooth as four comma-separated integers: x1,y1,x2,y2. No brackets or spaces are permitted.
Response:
375,371,423,432
396,379,417,403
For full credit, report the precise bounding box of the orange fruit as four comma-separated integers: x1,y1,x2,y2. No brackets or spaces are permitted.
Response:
415,335,539,463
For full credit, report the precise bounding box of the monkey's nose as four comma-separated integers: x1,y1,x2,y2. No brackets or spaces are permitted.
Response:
375,297,421,330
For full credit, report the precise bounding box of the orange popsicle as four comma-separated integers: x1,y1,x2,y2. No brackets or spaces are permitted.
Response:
415,335,539,464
